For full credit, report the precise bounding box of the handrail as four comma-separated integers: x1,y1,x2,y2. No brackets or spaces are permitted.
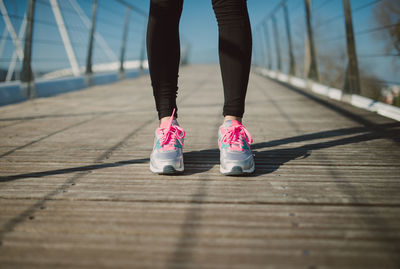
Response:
252,0,400,106
0,0,150,98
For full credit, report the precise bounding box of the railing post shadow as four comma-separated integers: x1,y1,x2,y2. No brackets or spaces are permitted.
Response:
85,0,97,86
20,0,36,99
342,0,361,97
118,6,131,80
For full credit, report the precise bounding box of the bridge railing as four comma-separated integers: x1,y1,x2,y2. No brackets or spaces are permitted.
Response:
0,0,149,99
252,0,400,108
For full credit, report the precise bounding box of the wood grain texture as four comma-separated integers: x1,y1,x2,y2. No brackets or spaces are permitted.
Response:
0,65,399,268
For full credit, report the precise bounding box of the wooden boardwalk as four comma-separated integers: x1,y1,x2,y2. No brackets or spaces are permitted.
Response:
0,65,399,268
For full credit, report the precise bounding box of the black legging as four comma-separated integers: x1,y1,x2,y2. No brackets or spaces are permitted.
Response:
147,0,252,119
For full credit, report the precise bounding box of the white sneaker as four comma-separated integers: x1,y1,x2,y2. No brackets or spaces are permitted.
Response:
218,120,254,175
150,109,185,174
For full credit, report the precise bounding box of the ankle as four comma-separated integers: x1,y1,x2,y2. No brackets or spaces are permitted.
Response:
224,115,242,123
160,116,177,126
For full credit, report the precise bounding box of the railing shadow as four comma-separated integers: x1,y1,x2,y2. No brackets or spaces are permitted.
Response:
1,123,399,267
1,122,398,182
173,122,400,268
0,158,149,183
183,122,399,176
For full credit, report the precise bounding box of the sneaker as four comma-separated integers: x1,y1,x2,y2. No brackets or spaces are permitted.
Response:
218,120,254,175
150,109,185,174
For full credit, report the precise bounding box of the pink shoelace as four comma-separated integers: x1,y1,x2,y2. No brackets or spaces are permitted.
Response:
221,123,253,151
158,109,185,150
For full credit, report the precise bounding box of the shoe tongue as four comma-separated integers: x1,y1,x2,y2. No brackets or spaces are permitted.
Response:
223,120,242,127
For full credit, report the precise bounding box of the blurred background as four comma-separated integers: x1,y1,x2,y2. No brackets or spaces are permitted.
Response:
0,0,399,106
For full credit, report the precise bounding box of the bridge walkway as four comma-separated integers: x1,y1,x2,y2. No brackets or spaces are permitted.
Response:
0,65,399,268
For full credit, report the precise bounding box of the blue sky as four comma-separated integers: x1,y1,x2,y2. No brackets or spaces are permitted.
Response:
135,0,284,63
133,0,398,84
0,0,398,84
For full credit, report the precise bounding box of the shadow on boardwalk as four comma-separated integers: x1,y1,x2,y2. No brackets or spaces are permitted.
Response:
183,122,399,176
1,122,398,183
1,122,398,182
1,124,400,267
169,121,400,268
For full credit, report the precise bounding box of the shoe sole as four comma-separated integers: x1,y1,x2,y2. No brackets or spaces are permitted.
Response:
150,160,184,175
161,165,184,175
220,164,255,176
220,154,255,176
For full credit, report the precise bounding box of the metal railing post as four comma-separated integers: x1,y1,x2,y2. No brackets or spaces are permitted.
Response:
119,6,131,79
342,0,360,95
283,2,296,76
139,27,146,71
271,15,281,72
304,0,319,81
181,43,190,66
253,33,259,66
262,22,272,70
20,0,36,99
85,0,98,85
257,27,266,68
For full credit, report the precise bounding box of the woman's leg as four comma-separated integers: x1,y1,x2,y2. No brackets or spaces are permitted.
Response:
213,0,254,175
211,0,252,119
147,0,184,120
148,0,186,175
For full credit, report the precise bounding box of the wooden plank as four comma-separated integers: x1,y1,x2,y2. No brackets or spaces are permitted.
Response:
0,65,399,268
